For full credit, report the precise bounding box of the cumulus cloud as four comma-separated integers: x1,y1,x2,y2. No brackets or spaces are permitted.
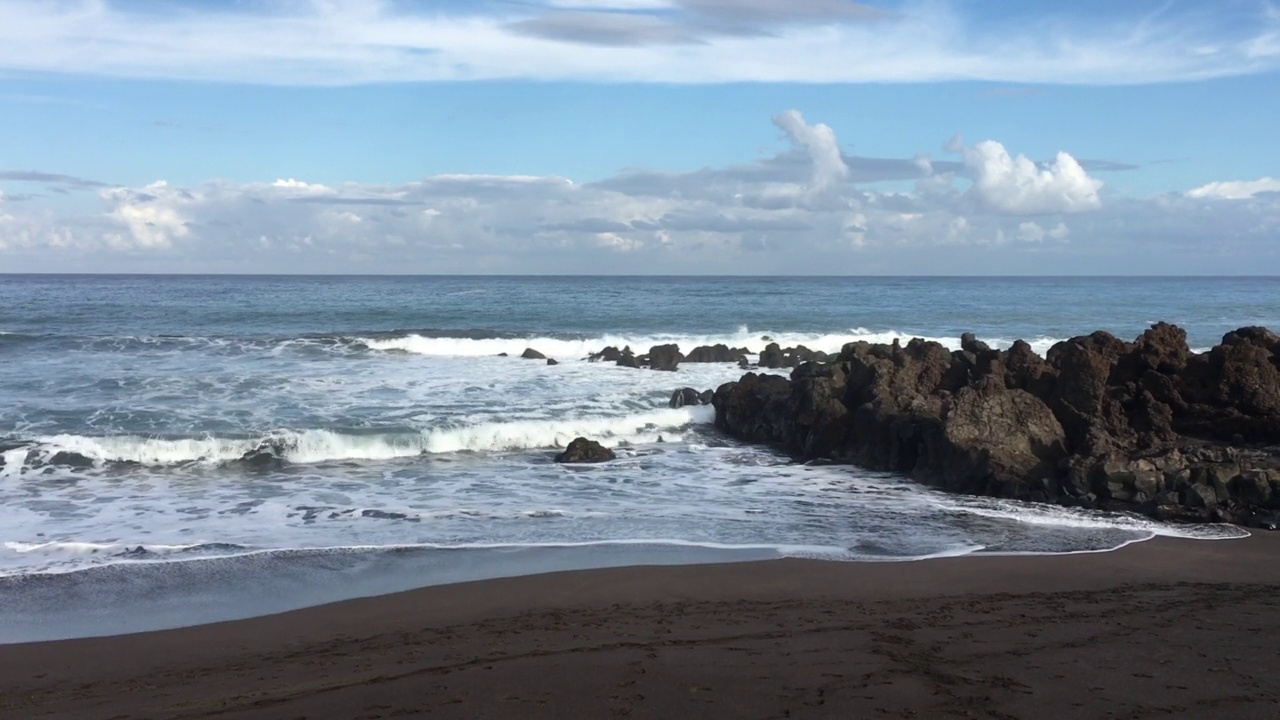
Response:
1186,177,1280,200
772,110,850,193
0,1,1277,84
961,141,1103,215
101,181,193,249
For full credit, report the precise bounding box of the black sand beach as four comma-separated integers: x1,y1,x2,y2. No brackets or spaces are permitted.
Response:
4,532,1279,719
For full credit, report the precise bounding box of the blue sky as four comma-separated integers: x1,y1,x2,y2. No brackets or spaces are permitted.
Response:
0,0,1277,274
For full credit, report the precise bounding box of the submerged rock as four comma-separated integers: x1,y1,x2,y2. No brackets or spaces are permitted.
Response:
47,451,94,468
555,437,616,464
712,323,1280,526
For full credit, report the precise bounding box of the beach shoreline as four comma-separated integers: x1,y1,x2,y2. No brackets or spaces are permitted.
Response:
4,531,1279,719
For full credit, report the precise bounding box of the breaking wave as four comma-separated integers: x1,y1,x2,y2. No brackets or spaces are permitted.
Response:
358,327,1066,359
2,406,714,470
0,325,1067,359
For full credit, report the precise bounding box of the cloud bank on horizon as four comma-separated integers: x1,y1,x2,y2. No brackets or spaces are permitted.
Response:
0,0,1277,274
2,110,1276,274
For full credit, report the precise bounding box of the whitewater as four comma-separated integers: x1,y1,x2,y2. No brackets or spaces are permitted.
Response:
1,274,1269,641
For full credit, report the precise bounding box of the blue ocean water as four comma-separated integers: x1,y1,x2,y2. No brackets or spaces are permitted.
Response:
0,275,1265,641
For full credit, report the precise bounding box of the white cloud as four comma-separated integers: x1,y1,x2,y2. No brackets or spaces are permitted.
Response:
771,110,849,192
272,178,335,195
101,181,192,249
962,141,1103,215
1186,177,1280,200
1016,220,1070,243
0,1,1275,84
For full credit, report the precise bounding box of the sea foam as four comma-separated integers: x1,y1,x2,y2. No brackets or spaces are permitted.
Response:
18,406,715,468
359,327,1066,359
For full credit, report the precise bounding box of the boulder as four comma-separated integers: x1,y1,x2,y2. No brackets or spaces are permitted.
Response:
647,344,683,371
669,387,704,408
555,437,616,464
520,348,546,360
591,346,623,363
616,350,641,368
759,343,786,369
48,451,94,468
685,344,746,363
546,358,559,366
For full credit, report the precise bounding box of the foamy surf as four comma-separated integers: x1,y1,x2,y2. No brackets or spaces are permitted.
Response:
9,406,715,469
358,327,1067,359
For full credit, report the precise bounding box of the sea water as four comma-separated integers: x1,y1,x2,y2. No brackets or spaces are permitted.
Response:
0,275,1265,641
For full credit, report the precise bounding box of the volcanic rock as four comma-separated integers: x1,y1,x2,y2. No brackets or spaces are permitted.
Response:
647,344,683,372
669,387,713,408
759,343,786,369
712,323,1280,527
555,437,616,464
686,344,747,363
590,346,623,363
48,451,94,468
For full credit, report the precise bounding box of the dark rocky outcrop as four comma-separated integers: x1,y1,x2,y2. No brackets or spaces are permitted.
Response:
555,437,616,464
47,451,95,469
590,346,623,363
669,387,714,408
616,349,641,368
647,344,683,372
588,342,828,372
758,342,831,369
546,358,559,366
686,344,749,363
712,323,1280,527
759,342,786,369
520,348,546,360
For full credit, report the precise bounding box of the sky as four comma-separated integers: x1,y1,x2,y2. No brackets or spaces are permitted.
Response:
0,0,1278,274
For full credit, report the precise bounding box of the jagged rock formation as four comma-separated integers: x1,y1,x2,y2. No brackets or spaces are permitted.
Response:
712,323,1280,527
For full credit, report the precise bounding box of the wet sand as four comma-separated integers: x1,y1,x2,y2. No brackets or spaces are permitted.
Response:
3,533,1280,719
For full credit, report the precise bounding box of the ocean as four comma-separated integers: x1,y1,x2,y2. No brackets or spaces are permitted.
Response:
0,275,1269,642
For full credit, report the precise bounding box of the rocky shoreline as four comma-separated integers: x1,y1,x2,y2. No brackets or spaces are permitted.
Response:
709,324,1280,528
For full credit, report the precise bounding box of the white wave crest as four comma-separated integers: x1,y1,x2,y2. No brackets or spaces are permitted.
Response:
360,327,1067,359
26,406,714,466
